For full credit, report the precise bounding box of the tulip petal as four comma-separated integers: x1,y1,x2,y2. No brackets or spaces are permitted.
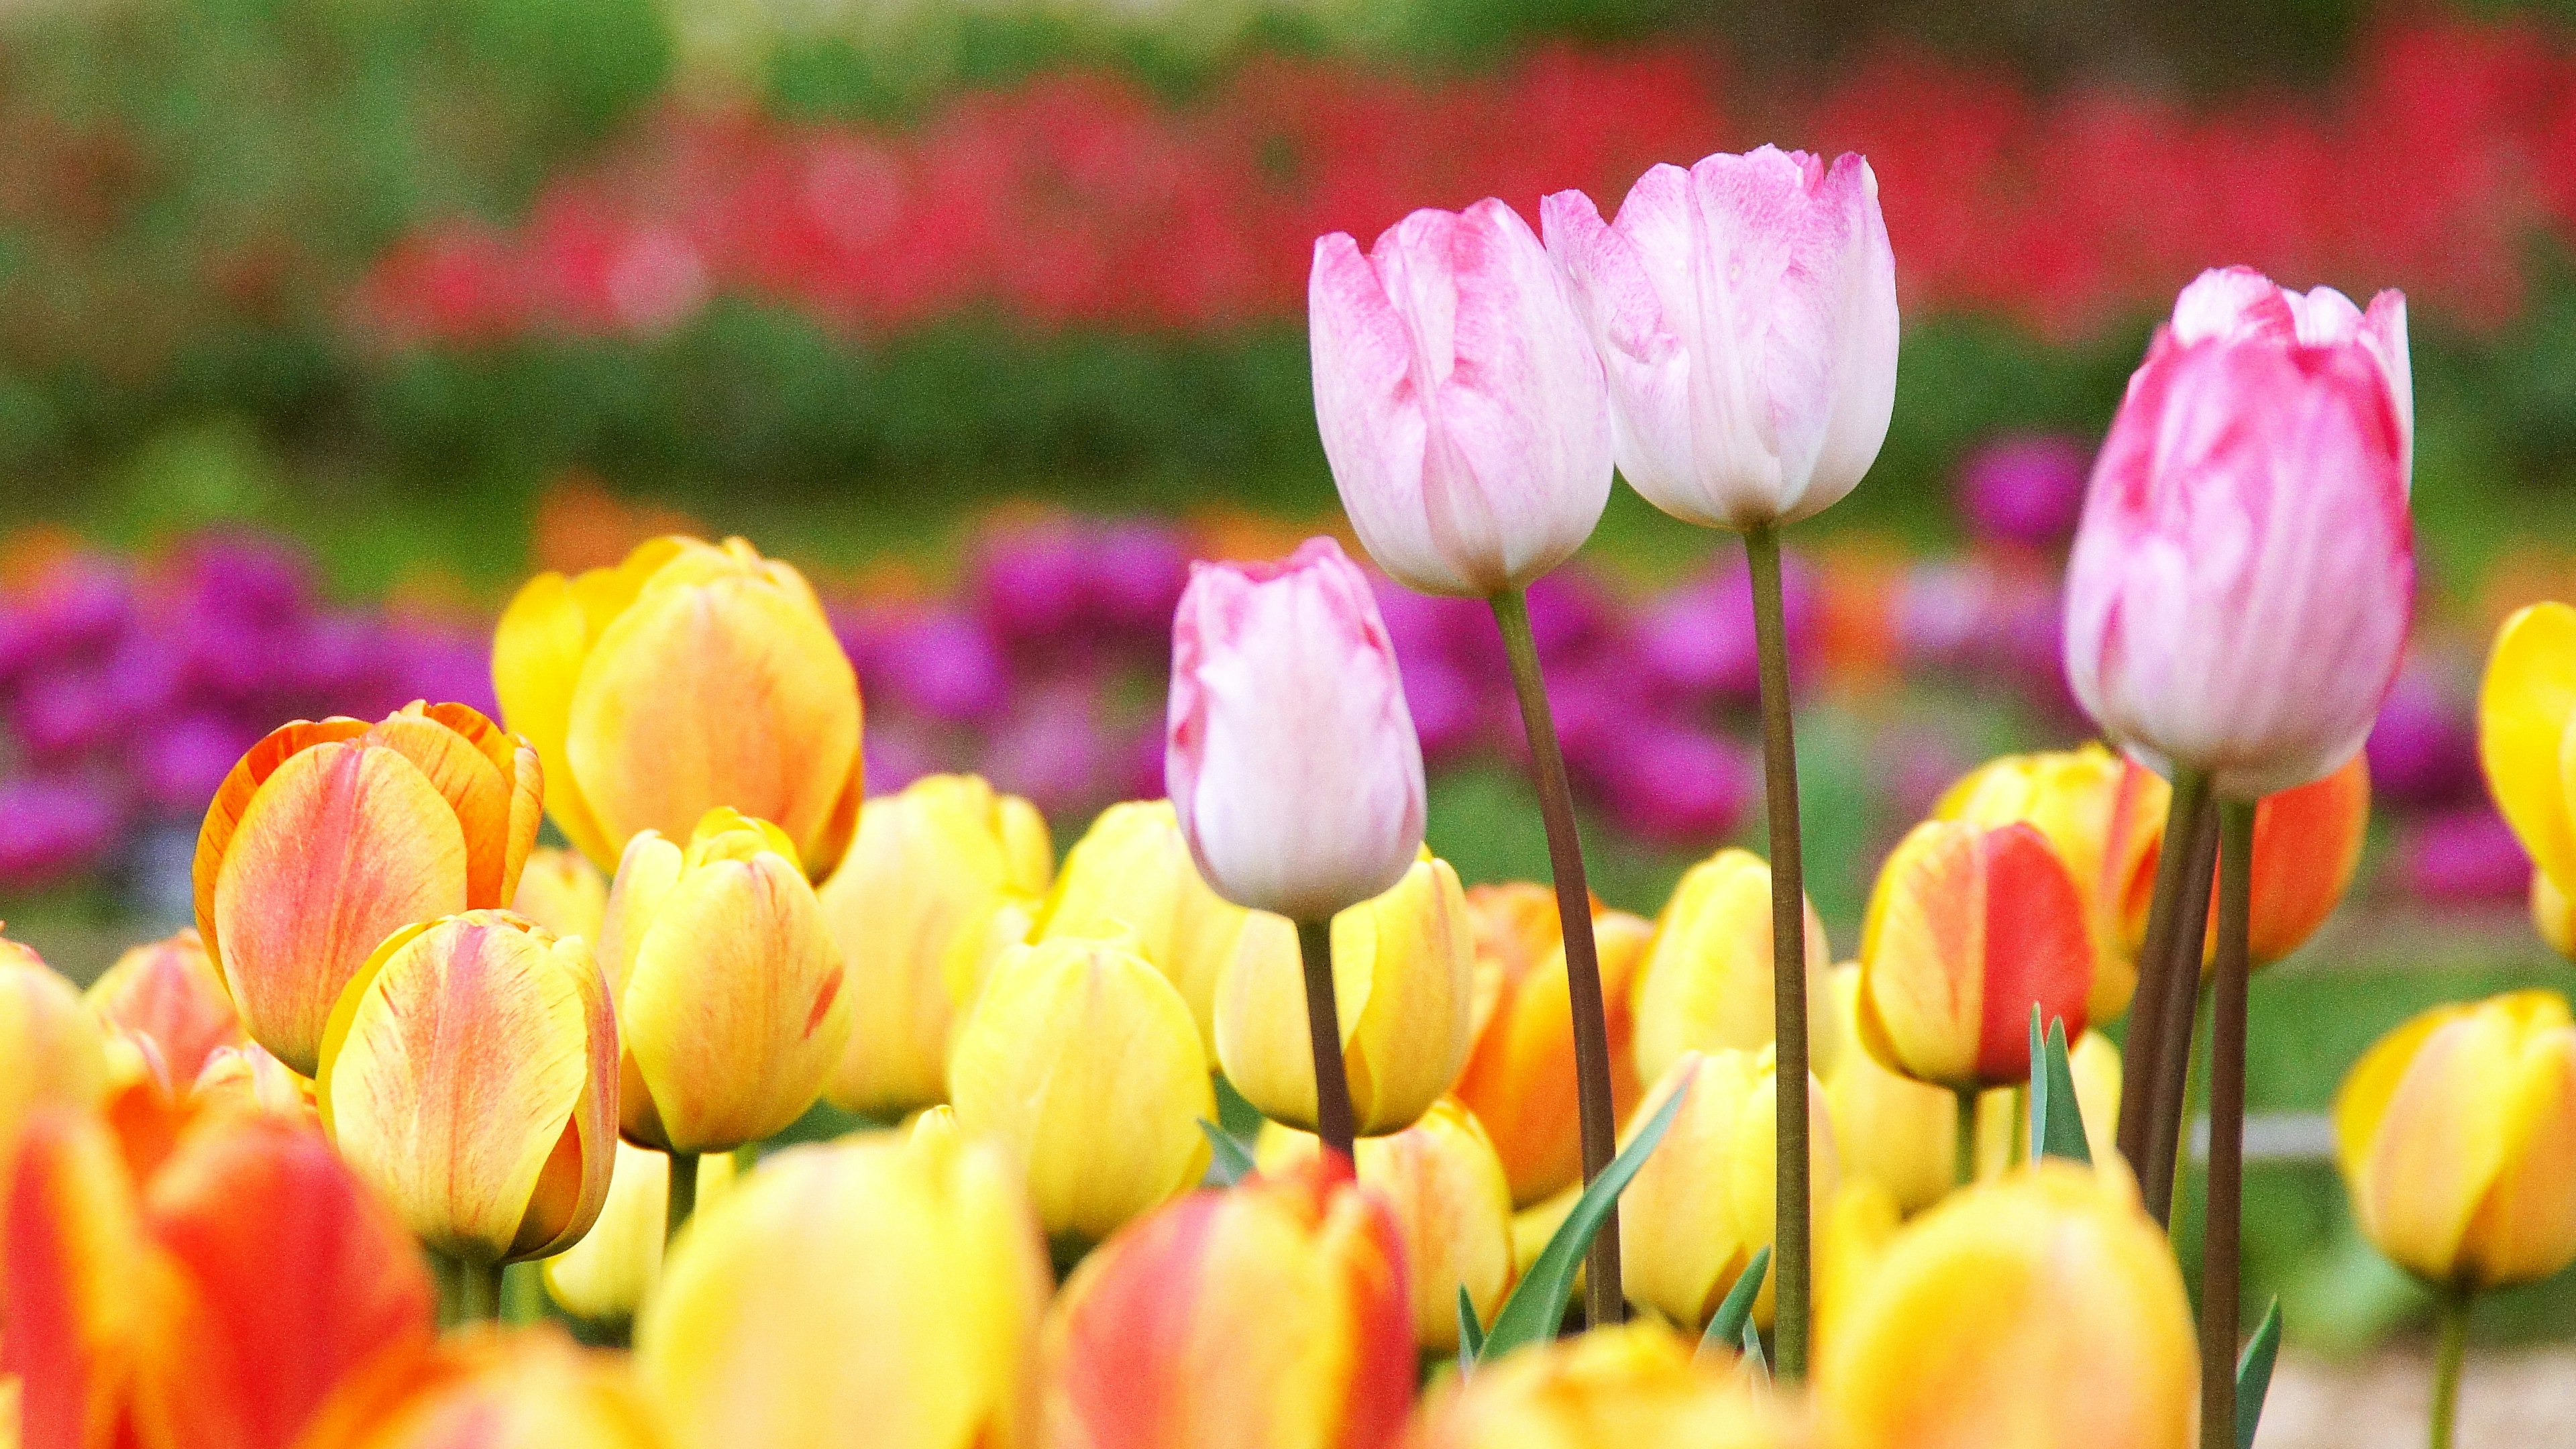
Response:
2459,1021,2576,1288
366,708,519,909
491,575,620,868
2483,603,2576,898
1972,824,2094,1081
1856,823,1984,1087
2353,1008,2518,1281
191,718,373,973
1,1109,166,1449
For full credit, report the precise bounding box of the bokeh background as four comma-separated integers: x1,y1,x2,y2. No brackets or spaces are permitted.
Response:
2,0,2575,1407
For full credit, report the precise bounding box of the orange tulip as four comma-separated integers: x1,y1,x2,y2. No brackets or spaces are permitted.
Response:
1452,883,1653,1207
2107,753,2369,971
84,929,246,1085
193,702,542,1074
1933,743,2143,1022
299,1327,666,1449
1040,1156,1413,1449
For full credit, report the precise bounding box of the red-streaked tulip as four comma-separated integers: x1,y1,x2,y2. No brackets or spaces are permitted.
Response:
2063,268,2414,799
1405,1321,1797,1449
1854,820,2093,1091
541,1140,736,1324
2167,264,2411,469
493,535,864,875
316,910,618,1265
818,773,1053,1116
1040,1155,1413,1449
1933,743,2143,1022
1542,147,1899,532
192,701,542,1075
598,808,852,1155
511,847,609,946
1167,537,1426,922
1452,883,1652,1206
2105,753,2370,969
635,1130,1049,1449
1629,847,1833,1090
1309,199,1612,597
296,1326,665,1449
83,928,244,1086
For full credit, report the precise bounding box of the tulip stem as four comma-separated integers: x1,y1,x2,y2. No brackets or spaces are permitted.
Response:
2199,799,2257,1449
666,1150,700,1255
433,1252,504,1326
2114,765,2216,1226
1743,525,1812,1383
1953,1089,1980,1188
1490,586,1625,1331
1295,918,1359,1165
2143,802,2222,1227
2428,1291,2470,1449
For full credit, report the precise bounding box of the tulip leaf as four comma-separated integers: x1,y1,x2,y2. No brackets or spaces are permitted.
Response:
1740,1318,1769,1383
1697,1245,1772,1364
1477,1085,1687,1362
1198,1119,1256,1186
1456,1285,1486,1371
2237,1298,2284,1449
2027,1009,2090,1165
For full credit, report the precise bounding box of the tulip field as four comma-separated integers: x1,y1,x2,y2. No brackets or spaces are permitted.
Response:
9,1,2576,1447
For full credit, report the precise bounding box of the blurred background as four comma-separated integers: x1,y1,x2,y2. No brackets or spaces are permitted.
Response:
1,0,2574,1403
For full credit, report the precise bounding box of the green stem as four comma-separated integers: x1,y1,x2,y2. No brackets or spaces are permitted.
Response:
2114,767,2214,1193
2429,1291,2471,1449
2143,802,2222,1227
433,1251,504,1326
1745,525,1811,1383
1295,918,1358,1165
666,1150,701,1257
1954,1089,1980,1189
1491,587,1624,1330
2200,800,2257,1449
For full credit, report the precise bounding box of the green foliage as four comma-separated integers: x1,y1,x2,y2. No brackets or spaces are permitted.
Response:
1696,1244,1771,1363
1472,1083,1685,1364
1198,1119,1257,1185
1456,1285,1487,1366
2237,1298,2283,1449
2028,1011,2090,1165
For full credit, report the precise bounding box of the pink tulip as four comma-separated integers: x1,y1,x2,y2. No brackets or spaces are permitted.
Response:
1309,200,1612,596
1540,146,1898,531
1167,537,1426,920
2169,266,2412,472
2063,271,2414,798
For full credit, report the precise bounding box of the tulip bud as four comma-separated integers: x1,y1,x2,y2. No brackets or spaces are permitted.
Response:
2064,268,2413,799
193,702,543,1074
1167,537,1427,922
1405,1322,1796,1449
1819,965,1960,1214
1543,147,1898,532
1820,1162,2198,1449
1217,853,1477,1137
1854,819,2093,1091
2335,991,2576,1290
83,928,244,1086
1309,199,1613,598
297,1327,664,1449
1933,743,2143,1020
599,808,853,1154
637,1130,1050,1449
317,910,618,1265
191,1040,318,1122
494,535,865,875
1040,1155,1413,1449
2104,753,2369,969
2481,601,2576,962
541,1139,738,1324
1258,1097,1515,1352
510,846,608,945
1630,849,1833,1090
1034,798,1297,1053
1453,883,1652,1205
950,936,1214,1245
1619,1047,1834,1332
818,773,1053,1116
2167,262,2412,465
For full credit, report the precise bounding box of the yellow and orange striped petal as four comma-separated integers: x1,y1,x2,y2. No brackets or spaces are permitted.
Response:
85,930,244,1087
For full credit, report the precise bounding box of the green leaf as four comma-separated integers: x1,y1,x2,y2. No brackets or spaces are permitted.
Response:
2236,1298,2284,1449
1478,1084,1688,1361
1697,1245,1772,1364
2028,1009,2090,1165
1740,1318,1769,1382
1456,1285,1486,1371
1199,1119,1256,1186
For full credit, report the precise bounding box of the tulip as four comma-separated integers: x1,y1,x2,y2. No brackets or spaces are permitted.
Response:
2102,753,2371,969
494,535,864,875
1216,853,1477,1138
1167,536,1426,923
0,933,111,1182
1040,1155,1413,1449
191,1040,317,1122
315,910,617,1266
2479,601,2576,961
1854,819,2093,1092
296,1326,664,1449
598,808,853,1155
1933,743,2143,1021
1630,849,1833,1089
192,701,543,1074
1308,199,1612,598
1033,798,1296,1053
950,936,1214,1244
1541,147,1898,532
1257,1097,1515,1353
511,846,609,945
1452,883,1654,1205
818,773,1054,1116
83,928,246,1085
1820,965,1961,1214
637,1130,1050,1449
2167,263,2412,467
1819,1162,2198,1449
541,1139,737,1323
1405,1322,1794,1449
1619,1047,1834,1331
2063,268,2414,800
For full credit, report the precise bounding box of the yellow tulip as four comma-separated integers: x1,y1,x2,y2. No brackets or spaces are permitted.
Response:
1819,1161,2197,1449
1405,1322,1796,1449
1032,798,1295,1053
1814,1179,1903,1367
2538,870,2576,961
83,928,245,1086
317,910,618,1265
2334,990,2576,1289
1216,852,1477,1138
949,936,1214,1245
542,1141,739,1324
193,702,542,1074
494,535,864,876
1934,743,2141,1021
1619,1047,1834,1332
1512,1183,1580,1286
2483,602,2576,961
1630,849,1833,1091
598,808,853,1155
297,1326,665,1449
818,773,1053,1116
512,847,610,946
1257,1097,1516,1352
0,930,111,1224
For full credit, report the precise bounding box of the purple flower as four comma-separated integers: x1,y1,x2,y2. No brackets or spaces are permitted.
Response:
1594,722,1755,846
1957,435,2090,547
983,682,1113,820
136,713,258,816
2400,805,2528,903
973,524,1095,651
166,531,316,625
13,556,133,668
1399,654,1490,763
1638,553,1817,703
1087,523,1190,637
2366,659,2477,806
0,773,124,887
869,608,1010,724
